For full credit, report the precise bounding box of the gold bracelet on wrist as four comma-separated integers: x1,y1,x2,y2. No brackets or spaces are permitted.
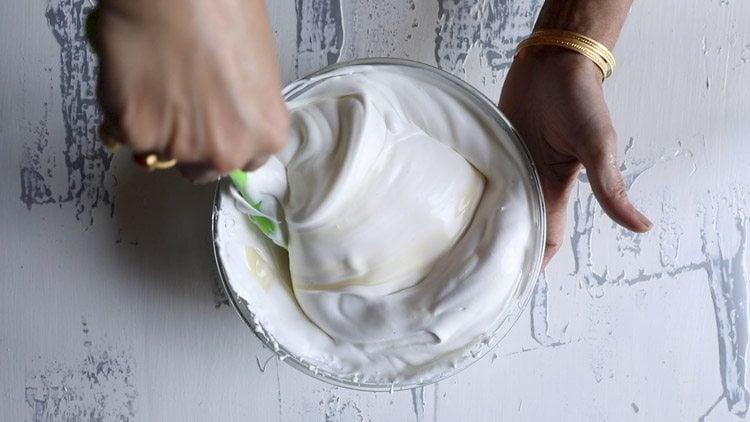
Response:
515,29,617,80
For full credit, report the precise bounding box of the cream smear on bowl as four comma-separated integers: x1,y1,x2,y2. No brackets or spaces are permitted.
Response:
213,60,545,389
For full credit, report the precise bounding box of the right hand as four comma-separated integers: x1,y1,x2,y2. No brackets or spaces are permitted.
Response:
92,0,289,182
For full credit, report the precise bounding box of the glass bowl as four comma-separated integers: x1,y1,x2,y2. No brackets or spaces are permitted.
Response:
212,58,546,391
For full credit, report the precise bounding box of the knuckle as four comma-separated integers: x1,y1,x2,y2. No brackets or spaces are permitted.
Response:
610,181,629,202
263,131,287,154
545,239,562,251
205,100,290,173
167,139,194,164
165,111,195,161
118,100,165,153
545,240,561,255
258,105,290,153
208,142,244,173
587,142,611,164
118,106,144,150
209,153,238,173
244,155,269,171
201,123,243,173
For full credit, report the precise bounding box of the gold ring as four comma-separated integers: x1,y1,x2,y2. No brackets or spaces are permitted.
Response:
97,122,122,151
135,153,178,170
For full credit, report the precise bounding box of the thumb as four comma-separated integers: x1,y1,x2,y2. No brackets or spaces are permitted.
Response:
576,131,653,233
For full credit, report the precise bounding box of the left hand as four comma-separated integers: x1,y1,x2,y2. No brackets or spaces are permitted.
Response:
500,46,652,268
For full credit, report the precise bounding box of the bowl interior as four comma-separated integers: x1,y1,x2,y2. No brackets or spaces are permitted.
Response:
212,58,546,391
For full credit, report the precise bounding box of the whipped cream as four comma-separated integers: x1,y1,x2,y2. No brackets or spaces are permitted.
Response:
215,63,543,386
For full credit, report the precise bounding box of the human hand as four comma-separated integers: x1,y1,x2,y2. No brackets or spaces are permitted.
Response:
91,0,289,182
500,47,652,267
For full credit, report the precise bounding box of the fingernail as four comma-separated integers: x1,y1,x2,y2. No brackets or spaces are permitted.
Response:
640,215,654,231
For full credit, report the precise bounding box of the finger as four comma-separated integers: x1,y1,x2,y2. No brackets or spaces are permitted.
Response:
542,199,566,269
97,118,124,151
242,154,270,172
538,171,578,268
576,134,653,233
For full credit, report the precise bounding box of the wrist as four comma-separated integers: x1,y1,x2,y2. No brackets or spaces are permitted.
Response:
514,45,603,83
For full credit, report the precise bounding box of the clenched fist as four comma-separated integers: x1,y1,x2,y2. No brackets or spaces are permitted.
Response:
92,0,289,182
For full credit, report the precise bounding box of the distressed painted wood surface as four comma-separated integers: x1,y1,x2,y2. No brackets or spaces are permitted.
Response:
1,0,749,420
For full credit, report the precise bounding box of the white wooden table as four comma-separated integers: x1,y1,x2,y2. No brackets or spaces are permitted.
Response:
2,1,749,420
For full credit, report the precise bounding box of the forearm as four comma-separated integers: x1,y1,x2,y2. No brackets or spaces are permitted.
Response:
534,0,634,49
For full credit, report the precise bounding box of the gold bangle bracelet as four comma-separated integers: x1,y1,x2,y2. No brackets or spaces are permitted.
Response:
515,29,616,80
533,29,616,68
134,153,178,170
